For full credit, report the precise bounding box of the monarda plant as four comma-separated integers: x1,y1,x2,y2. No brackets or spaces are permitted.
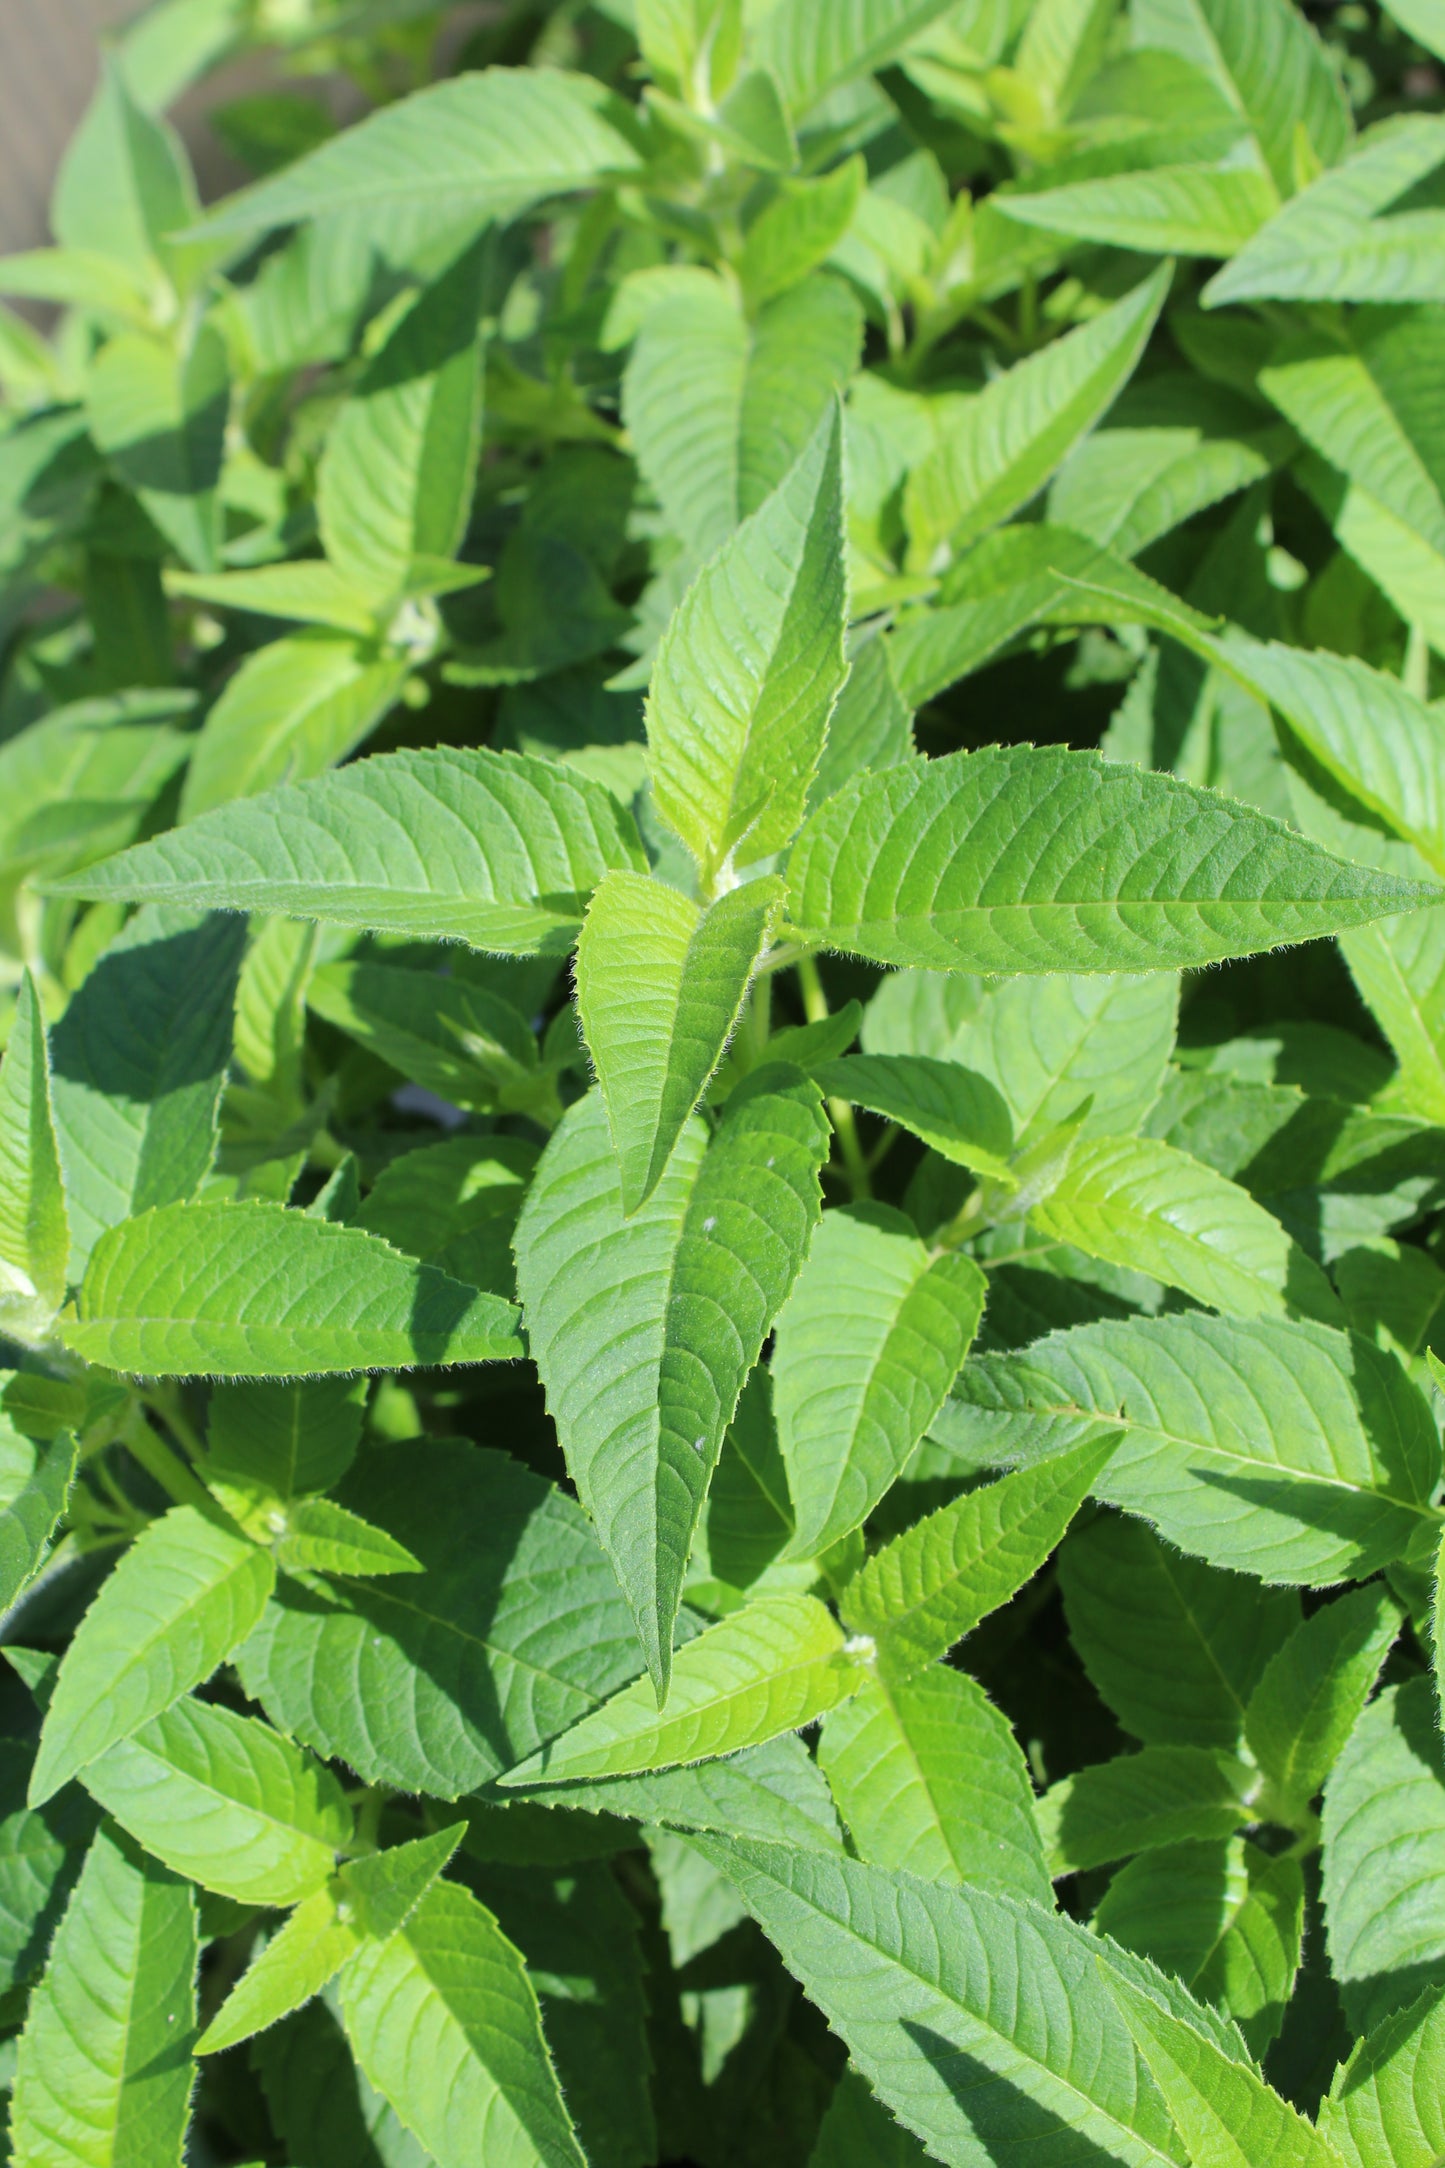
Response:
1,0,1445,2162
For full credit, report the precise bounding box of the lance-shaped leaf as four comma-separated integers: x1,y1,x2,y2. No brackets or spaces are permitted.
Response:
180,631,409,819
196,66,640,237
818,1667,1052,1903
11,1824,197,2168
1132,0,1351,191
840,1436,1114,1681
754,0,958,114
85,320,228,571
622,268,860,560
198,1826,464,2055
237,1442,646,1799
1244,1585,1400,1822
46,745,647,954
904,266,1170,565
198,1885,358,2056
0,973,68,1338
59,1200,522,1376
1115,1971,1348,2168
338,1879,587,2168
866,966,1179,1147
1319,1981,1445,2168
515,1072,828,1695
1031,1133,1339,1322
1038,1746,1255,1876
646,402,846,877
0,1429,79,1615
810,2068,935,2167
30,1504,276,1805
207,1377,365,1508
784,742,1435,975
271,1496,422,1579
1096,1838,1303,2058
1322,1677,1445,2032
500,1592,867,1786
688,1833,1247,2168
771,1204,985,1561
994,162,1278,260
317,238,486,606
1059,1515,1298,1752
80,1696,352,1905
51,903,245,1277
936,1314,1442,1586
812,1053,1014,1180
308,960,545,1116
1205,117,1445,308
576,870,783,1211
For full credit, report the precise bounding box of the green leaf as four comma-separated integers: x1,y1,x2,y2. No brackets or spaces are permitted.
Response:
500,1730,845,1856
841,1437,1114,1681
688,1831,1245,2168
1110,1969,1349,2168
1379,0,1445,59
1244,1585,1401,1821
197,67,641,237
576,870,783,1210
622,270,861,560
936,1313,1442,1584
86,322,228,572
51,903,246,1277
338,1879,587,2168
206,1378,366,1508
59,1200,522,1376
29,1504,276,1806
741,160,865,308
811,1053,1014,1180
308,960,547,1118
1322,1676,1445,2032
1096,1838,1303,2057
317,240,485,607
1048,381,1289,560
1131,0,1351,192
995,161,1278,258
197,1885,358,2054
754,0,959,115
645,402,847,875
903,265,1170,565
865,967,1179,1146
272,1496,423,1578
166,560,379,634
1059,1514,1299,1751
500,1593,866,1786
253,1989,435,2168
356,1134,536,1293
1031,1133,1340,1321
0,973,69,1338
11,1823,197,2168
786,742,1433,975
1038,1745,1254,1876
818,1666,1052,1902
0,1431,79,1615
809,2067,934,2166
770,1203,985,1560
237,1441,648,1797
1319,1983,1445,2168
48,745,647,955
515,1073,828,1695
179,633,408,820
340,1825,466,1941
1205,117,1445,307
81,1695,351,1904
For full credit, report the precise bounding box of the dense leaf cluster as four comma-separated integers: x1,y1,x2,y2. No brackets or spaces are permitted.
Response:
2,0,1445,2161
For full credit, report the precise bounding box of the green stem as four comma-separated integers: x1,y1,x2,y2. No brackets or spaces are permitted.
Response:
797,955,871,1201
120,1410,215,1514
144,1383,206,1464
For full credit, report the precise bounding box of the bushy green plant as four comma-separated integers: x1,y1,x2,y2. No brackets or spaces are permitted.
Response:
2,0,1445,2160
